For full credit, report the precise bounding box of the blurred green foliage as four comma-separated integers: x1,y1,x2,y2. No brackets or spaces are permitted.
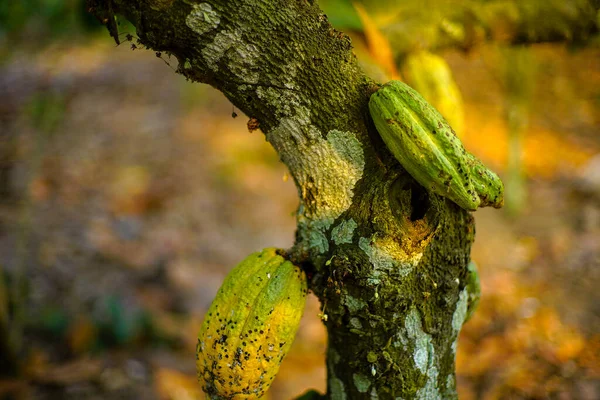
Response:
0,0,101,44
319,0,362,30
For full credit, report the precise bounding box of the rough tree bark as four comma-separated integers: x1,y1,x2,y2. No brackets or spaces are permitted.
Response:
89,0,477,398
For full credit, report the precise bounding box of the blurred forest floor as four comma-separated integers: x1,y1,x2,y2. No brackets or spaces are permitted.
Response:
0,30,599,400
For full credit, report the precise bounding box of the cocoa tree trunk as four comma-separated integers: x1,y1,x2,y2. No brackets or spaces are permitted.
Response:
88,0,476,398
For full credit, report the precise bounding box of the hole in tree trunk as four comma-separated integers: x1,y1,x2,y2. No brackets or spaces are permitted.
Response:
388,175,440,240
410,185,429,221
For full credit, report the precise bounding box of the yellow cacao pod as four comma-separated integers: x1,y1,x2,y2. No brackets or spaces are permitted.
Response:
196,248,308,399
401,50,465,137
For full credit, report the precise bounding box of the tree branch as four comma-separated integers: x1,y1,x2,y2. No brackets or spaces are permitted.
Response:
89,0,475,398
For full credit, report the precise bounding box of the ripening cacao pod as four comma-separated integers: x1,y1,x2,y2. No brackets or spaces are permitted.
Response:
368,80,504,211
466,154,505,209
401,50,465,137
196,248,308,399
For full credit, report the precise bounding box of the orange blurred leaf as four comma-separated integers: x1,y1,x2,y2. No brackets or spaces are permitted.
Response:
555,330,585,362
353,3,399,80
29,176,51,202
154,368,203,400
68,315,98,355
109,165,151,215
578,335,600,377
463,105,594,177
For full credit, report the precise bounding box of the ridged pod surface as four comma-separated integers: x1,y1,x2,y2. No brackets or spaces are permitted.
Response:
402,51,465,137
196,248,308,399
369,80,504,211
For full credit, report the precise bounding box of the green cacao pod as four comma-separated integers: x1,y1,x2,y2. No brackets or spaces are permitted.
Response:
196,248,308,399
402,51,465,137
368,80,504,211
466,154,505,209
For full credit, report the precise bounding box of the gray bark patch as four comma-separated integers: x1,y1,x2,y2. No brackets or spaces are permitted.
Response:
186,3,220,36
353,373,371,393
331,218,357,245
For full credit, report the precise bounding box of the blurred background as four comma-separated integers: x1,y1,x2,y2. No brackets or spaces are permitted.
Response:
0,0,598,399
